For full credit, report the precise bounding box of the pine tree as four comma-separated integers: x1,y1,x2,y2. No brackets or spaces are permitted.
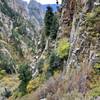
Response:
18,64,32,94
50,15,59,39
44,6,54,37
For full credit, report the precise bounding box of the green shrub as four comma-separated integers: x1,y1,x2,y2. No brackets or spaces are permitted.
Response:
0,52,15,74
94,63,100,74
89,86,100,97
94,6,100,14
12,91,23,99
49,52,62,71
86,12,96,20
86,6,100,34
95,63,100,69
18,64,32,95
56,38,70,59
0,69,6,75
27,74,45,93
0,69,5,79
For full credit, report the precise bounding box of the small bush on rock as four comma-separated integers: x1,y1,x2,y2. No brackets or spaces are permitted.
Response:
27,74,45,93
56,38,70,59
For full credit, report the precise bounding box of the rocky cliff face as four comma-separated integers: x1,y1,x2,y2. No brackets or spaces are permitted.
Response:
8,0,29,19
57,0,100,71
58,0,76,38
0,0,44,96
64,0,100,75
9,0,44,30
57,0,100,99
0,0,44,65
29,0,44,26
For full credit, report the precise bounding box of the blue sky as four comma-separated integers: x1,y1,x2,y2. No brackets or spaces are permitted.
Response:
23,0,62,4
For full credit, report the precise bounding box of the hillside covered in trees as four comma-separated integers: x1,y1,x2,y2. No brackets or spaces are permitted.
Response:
0,0,100,100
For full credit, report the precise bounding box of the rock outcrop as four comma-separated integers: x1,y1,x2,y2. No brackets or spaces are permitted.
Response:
0,0,44,96
0,0,44,67
57,0,100,99
58,0,76,38
65,0,100,71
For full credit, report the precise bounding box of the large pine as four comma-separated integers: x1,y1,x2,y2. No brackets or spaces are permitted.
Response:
50,15,59,39
44,6,54,37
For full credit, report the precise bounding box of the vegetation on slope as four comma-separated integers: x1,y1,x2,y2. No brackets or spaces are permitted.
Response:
0,0,100,100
